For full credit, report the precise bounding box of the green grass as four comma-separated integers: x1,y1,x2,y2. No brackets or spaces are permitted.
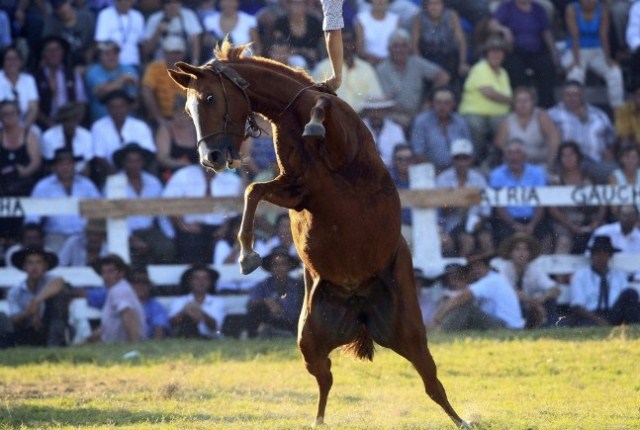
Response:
1,327,639,429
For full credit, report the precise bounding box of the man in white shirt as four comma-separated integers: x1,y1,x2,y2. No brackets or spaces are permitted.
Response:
94,0,146,67
587,205,640,254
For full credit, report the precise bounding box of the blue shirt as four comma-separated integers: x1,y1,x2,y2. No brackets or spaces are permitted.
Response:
249,276,303,324
85,63,139,121
141,298,170,339
489,163,546,219
410,111,471,168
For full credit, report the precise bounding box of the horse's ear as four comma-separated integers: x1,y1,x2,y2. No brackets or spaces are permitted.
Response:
168,68,192,90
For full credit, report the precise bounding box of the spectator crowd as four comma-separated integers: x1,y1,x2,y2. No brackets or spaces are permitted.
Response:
1,0,640,347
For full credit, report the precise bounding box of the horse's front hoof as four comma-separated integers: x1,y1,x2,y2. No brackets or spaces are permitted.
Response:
302,123,325,138
312,417,325,427
239,252,261,275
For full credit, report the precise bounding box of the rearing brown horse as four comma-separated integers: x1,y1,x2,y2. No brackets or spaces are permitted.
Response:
168,41,469,428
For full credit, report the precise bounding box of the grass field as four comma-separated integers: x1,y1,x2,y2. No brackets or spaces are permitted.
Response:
1,326,639,430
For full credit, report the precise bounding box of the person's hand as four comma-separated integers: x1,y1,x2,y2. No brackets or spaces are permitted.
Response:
320,74,342,92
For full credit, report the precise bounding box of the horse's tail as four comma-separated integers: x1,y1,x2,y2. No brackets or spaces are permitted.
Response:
341,325,375,361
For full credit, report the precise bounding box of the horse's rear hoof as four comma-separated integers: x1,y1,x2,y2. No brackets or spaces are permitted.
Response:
239,252,261,275
302,123,325,138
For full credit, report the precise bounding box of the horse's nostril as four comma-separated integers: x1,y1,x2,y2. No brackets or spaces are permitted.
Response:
208,150,222,164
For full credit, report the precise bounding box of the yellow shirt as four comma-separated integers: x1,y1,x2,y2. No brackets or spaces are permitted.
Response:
142,60,183,118
615,100,640,143
459,59,511,117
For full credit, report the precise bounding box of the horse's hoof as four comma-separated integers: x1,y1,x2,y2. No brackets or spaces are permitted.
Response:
239,252,261,275
312,417,324,427
302,123,325,138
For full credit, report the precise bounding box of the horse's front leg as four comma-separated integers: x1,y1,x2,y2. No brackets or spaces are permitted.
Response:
238,177,305,274
302,96,330,138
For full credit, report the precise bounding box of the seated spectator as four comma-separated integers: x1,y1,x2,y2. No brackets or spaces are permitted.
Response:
111,143,175,265
90,89,156,178
355,0,400,66
312,27,384,115
609,144,640,194
162,164,245,263
410,86,471,169
130,268,169,340
420,263,464,329
0,10,11,50
57,218,108,267
86,254,146,343
0,311,12,348
489,0,558,108
143,0,203,64
547,80,617,183
256,213,298,258
494,86,560,172
614,82,640,146
489,138,553,253
155,95,199,182
34,35,88,131
7,247,69,346
42,0,96,67
562,236,640,326
411,0,469,93
376,29,450,131
459,36,512,164
0,45,39,132
26,148,101,253
246,246,304,338
168,264,225,338
560,0,624,108
628,1,640,87
492,233,561,328
360,96,406,167
94,0,146,68
235,113,277,182
435,138,493,257
430,250,525,331
141,36,189,128
213,214,242,266
40,102,93,175
202,0,260,59
4,223,48,268
85,41,139,122
389,143,416,245
547,141,606,254
264,35,309,69
587,205,640,254
271,0,324,68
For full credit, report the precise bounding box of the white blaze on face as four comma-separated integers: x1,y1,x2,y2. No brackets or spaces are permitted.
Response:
186,92,208,163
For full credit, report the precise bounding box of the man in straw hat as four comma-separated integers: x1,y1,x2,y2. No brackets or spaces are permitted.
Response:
360,96,405,168
245,246,304,338
6,247,69,346
563,236,640,327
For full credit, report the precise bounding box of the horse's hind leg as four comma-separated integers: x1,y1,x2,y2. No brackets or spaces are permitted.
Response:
302,96,329,138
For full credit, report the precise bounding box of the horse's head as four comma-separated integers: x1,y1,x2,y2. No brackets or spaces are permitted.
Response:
168,61,255,172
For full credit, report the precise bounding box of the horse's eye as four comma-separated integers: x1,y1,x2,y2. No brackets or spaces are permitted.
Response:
206,94,214,105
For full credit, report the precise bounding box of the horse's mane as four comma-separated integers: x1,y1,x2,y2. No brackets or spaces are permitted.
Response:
212,40,316,87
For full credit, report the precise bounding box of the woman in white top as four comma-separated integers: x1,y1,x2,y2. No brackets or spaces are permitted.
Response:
354,0,399,65
494,86,560,171
202,0,261,56
0,46,39,132
609,144,640,214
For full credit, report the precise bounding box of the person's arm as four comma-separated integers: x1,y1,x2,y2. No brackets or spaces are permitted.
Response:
411,15,421,56
324,29,343,90
571,305,610,326
487,18,513,46
523,206,545,235
479,86,512,104
16,129,41,178
493,116,510,154
565,3,581,68
121,307,142,342
599,3,615,66
93,73,138,100
141,84,165,127
538,109,561,168
431,289,474,326
23,100,39,131
450,10,469,76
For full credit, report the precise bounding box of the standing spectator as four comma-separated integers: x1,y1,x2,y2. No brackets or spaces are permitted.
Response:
547,80,617,183
41,102,93,175
272,0,323,68
130,268,169,340
141,36,188,129
412,0,469,92
34,35,88,132
168,264,225,338
458,36,512,164
435,138,493,257
494,86,561,171
202,0,259,59
87,254,146,343
85,41,139,122
547,141,606,254
245,246,303,338
26,148,101,253
376,28,450,131
312,27,384,115
563,236,640,326
410,86,471,169
430,250,525,331
489,138,553,253
355,0,400,66
7,247,69,347
587,205,640,254
42,0,96,67
360,96,406,167
0,45,39,132
493,233,561,328
94,0,146,68
561,0,624,108
111,142,175,265
143,0,203,64
57,218,108,267
90,89,156,172
162,164,244,263
614,82,640,147
627,0,640,87
489,0,559,108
